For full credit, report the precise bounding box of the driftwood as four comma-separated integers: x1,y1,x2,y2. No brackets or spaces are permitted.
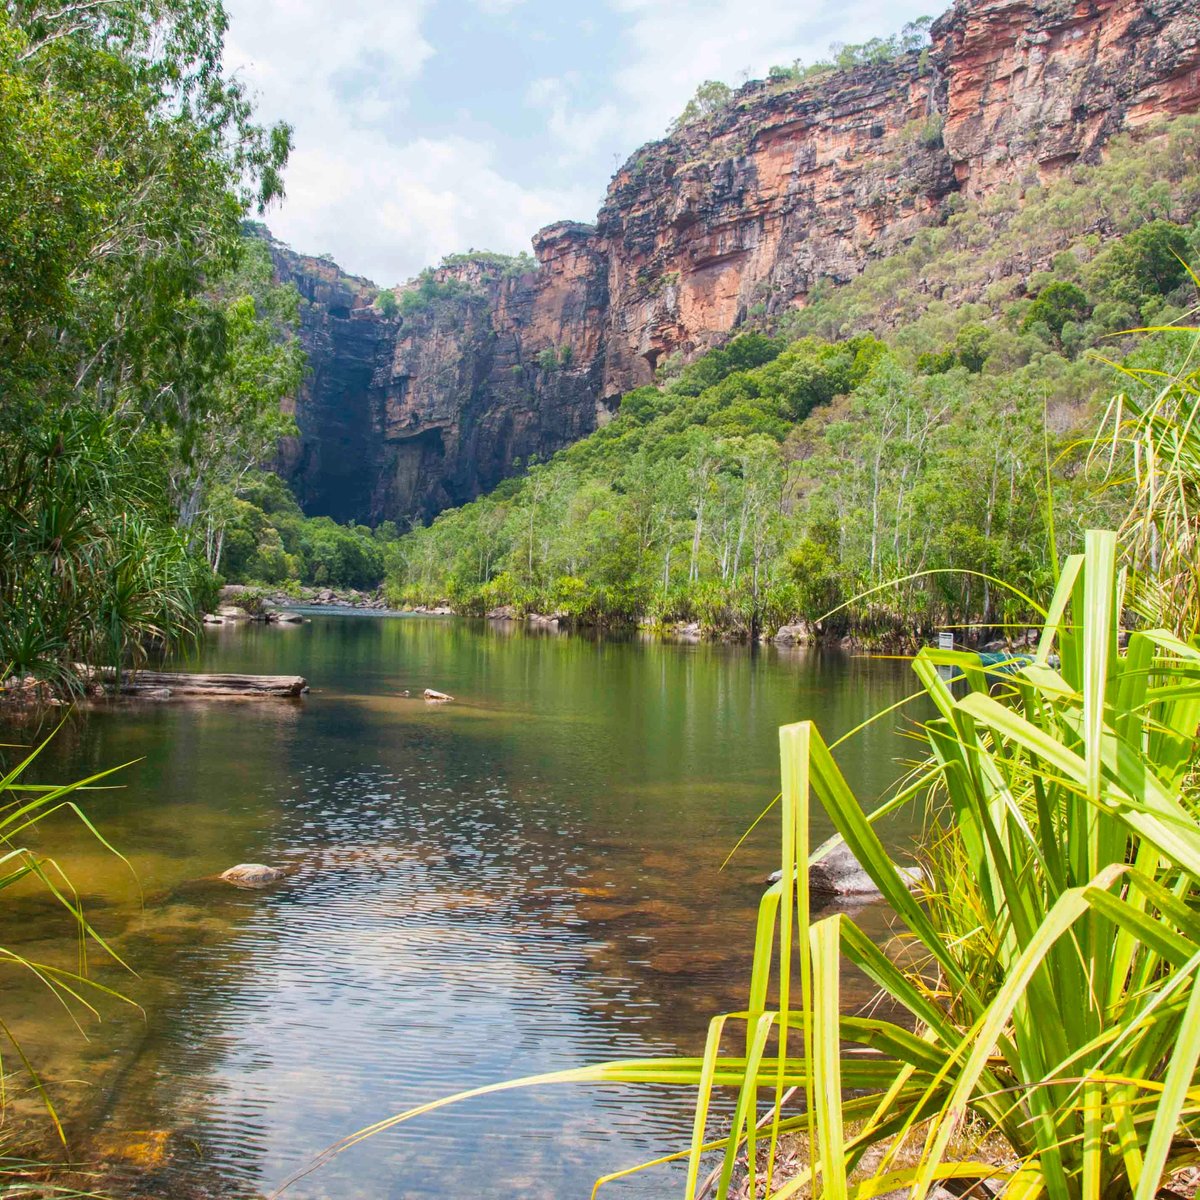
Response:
86,667,308,699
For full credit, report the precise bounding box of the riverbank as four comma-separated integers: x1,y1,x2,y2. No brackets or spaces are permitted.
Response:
215,585,1042,654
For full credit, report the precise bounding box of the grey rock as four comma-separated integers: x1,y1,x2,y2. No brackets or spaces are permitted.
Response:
220,863,286,888
774,623,810,645
768,842,924,898
423,688,454,702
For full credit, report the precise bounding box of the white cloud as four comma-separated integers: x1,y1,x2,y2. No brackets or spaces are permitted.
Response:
525,75,623,167
268,130,592,286
224,0,584,283
223,0,940,282
594,0,935,155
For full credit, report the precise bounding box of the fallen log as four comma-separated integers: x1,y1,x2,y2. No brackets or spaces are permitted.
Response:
85,667,308,699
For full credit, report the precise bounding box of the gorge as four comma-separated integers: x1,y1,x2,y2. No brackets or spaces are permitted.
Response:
270,0,1200,528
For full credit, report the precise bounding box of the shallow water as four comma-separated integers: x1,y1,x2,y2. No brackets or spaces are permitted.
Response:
2,614,926,1199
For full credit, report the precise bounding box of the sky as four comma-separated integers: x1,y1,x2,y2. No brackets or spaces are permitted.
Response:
223,0,936,286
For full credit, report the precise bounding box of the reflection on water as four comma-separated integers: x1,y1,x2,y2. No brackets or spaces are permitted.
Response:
1,615,926,1199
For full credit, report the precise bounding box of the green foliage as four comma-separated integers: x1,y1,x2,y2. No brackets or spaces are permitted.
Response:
766,17,933,85
398,270,481,317
669,79,733,132
917,112,944,149
1085,219,1192,308
376,289,400,318
384,324,1074,639
0,732,138,1144
1094,326,1200,636
0,411,212,692
1022,281,1091,343
327,531,1200,1200
0,0,301,687
0,3,292,423
439,249,537,278
218,475,395,590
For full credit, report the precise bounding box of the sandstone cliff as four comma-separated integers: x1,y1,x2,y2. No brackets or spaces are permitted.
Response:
276,0,1200,527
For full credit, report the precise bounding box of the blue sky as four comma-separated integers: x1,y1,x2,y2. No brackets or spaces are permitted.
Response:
224,0,935,285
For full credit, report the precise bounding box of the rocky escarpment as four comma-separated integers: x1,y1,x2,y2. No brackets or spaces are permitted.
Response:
271,226,611,524
277,0,1200,527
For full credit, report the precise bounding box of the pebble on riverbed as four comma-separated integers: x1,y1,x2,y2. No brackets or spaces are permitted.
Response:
220,863,287,888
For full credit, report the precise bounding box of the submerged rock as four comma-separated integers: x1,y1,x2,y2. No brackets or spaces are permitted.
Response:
768,842,923,899
423,687,454,702
220,863,286,888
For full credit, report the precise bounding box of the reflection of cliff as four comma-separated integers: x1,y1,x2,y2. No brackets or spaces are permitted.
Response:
274,0,1200,527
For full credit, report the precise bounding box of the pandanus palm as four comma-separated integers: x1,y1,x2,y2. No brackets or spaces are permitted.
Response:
0,409,208,692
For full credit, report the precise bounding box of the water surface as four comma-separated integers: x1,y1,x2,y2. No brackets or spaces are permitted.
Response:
3,615,924,1199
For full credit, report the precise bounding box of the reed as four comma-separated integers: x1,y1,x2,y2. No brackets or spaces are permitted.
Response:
1094,321,1200,637
0,729,136,1144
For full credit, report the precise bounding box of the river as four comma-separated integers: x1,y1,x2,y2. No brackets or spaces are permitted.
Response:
2,613,924,1199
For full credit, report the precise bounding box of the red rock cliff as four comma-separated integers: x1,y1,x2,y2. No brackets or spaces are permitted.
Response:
278,0,1200,526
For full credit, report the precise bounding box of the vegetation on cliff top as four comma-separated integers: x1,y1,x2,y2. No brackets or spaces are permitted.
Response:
670,16,934,133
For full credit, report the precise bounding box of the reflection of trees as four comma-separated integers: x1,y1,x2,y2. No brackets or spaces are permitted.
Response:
0,615,922,1198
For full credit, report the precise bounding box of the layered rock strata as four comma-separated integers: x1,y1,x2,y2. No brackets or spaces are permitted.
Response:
276,0,1200,526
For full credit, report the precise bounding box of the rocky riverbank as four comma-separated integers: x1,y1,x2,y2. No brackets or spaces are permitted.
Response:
212,583,389,616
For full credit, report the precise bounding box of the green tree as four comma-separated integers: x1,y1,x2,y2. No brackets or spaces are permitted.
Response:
1087,219,1191,306
670,79,732,132
1022,281,1092,345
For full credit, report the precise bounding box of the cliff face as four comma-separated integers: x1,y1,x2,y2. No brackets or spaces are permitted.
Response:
277,0,1200,527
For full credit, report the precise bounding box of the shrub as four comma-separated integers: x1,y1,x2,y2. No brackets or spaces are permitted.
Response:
1022,281,1092,343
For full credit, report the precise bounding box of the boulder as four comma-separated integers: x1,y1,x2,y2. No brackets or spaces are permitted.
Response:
274,611,304,624
487,605,517,620
202,614,225,625
768,842,924,899
774,623,810,645
217,605,251,620
220,863,286,888
423,688,454,702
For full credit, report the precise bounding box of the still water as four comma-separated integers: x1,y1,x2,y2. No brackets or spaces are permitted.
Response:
3,614,925,1199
